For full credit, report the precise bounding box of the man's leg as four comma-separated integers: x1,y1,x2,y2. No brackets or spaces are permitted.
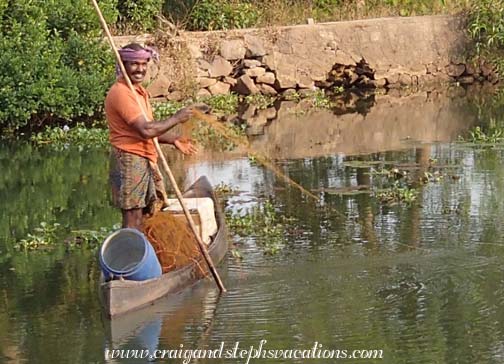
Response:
122,208,143,229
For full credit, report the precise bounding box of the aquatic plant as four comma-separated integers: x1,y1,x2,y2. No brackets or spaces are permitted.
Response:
226,200,295,255
152,101,184,120
365,161,455,205
30,123,109,149
463,126,504,144
199,93,240,115
15,222,118,252
282,89,335,109
15,222,62,251
66,225,120,250
376,182,418,205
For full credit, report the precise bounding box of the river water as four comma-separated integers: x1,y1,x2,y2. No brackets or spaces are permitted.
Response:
1,87,504,364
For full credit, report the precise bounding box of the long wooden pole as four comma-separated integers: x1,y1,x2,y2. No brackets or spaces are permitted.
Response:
90,0,226,292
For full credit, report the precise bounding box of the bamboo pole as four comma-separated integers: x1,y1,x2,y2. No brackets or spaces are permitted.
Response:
90,0,226,292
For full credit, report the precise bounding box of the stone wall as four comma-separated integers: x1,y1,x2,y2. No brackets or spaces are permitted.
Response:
115,15,497,100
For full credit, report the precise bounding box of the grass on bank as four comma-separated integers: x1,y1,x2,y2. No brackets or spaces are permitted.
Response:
29,91,337,149
165,0,472,31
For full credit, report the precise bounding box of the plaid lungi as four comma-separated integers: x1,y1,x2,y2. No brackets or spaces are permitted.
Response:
109,147,167,211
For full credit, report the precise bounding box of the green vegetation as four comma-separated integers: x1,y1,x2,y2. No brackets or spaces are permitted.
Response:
468,0,504,73
244,94,276,110
15,222,118,252
1,0,501,137
180,0,259,31
351,161,456,205
0,0,165,133
458,124,504,145
466,126,504,144
30,123,109,150
166,0,468,31
15,222,62,251
116,0,164,32
214,182,239,195
152,100,184,119
0,1,115,132
226,200,296,255
376,182,418,205
201,93,240,115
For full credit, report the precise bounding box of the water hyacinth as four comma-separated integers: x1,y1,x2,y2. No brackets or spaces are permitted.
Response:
31,123,109,150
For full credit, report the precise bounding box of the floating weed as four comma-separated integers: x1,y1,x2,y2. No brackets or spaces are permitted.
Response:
375,182,418,205
458,126,504,145
226,200,295,255
15,222,62,251
282,90,334,110
15,222,119,252
65,225,120,251
153,101,184,120
31,123,109,150
200,93,240,115
419,171,444,184
358,161,458,205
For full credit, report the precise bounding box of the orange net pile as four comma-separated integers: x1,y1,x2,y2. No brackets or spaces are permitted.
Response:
142,211,205,274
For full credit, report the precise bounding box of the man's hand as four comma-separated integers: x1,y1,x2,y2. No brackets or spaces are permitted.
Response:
173,107,194,124
174,137,198,155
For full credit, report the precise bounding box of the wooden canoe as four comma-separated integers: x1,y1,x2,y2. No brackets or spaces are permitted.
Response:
99,176,228,317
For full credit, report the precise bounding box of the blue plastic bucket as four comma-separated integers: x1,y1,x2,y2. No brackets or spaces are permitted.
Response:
99,228,162,281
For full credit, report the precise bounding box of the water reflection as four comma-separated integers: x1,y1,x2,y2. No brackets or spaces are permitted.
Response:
3,88,504,364
249,90,477,159
104,284,221,363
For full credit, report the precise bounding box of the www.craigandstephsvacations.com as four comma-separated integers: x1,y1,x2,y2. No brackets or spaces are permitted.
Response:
104,340,384,363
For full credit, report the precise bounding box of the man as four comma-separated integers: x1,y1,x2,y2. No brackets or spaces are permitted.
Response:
105,43,196,229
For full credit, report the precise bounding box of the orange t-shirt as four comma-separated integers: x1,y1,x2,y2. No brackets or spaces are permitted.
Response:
105,80,158,163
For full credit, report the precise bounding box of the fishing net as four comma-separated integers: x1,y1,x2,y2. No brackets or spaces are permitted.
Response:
142,211,206,274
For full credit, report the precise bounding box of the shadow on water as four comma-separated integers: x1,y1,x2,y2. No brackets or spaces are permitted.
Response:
4,87,504,364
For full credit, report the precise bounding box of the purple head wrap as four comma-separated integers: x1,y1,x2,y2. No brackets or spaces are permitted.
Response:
116,46,160,78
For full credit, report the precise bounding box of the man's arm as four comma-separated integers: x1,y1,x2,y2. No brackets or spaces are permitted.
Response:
158,131,179,144
129,107,193,140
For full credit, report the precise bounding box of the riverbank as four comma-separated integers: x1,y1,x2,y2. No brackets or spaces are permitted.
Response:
114,15,499,102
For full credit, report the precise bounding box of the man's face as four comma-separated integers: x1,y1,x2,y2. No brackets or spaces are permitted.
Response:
124,60,148,84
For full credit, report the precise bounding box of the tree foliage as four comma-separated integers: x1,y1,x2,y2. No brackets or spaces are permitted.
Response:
0,0,119,131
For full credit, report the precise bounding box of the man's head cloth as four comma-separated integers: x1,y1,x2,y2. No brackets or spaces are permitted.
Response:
116,43,159,78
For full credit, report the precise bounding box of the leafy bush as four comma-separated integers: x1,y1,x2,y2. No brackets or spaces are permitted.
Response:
169,0,259,31
0,0,117,132
117,0,164,31
468,0,504,55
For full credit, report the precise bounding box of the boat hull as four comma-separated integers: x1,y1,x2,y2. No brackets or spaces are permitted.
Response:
99,176,228,317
